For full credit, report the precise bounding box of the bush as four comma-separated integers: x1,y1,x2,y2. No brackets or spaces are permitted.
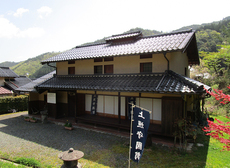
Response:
15,157,41,168
0,95,28,114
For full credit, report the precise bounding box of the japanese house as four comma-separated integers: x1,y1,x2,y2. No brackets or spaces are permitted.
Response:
17,29,211,136
0,67,32,96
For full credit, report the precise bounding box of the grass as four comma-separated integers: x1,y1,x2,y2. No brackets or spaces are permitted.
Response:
0,160,27,168
0,114,229,167
1,134,229,168
15,157,41,167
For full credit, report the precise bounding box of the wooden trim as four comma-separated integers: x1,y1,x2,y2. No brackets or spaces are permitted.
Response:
68,60,75,64
94,58,103,62
150,120,161,124
118,92,121,124
68,67,75,75
104,57,113,61
96,91,118,96
140,54,152,59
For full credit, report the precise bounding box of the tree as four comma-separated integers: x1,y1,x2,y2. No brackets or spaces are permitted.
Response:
203,86,230,151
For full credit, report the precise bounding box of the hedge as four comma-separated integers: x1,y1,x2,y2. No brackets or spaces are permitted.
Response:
0,95,28,114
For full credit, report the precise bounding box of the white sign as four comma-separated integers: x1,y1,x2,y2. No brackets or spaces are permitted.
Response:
47,93,56,104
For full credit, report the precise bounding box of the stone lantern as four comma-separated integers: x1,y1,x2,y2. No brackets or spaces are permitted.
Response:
58,148,84,168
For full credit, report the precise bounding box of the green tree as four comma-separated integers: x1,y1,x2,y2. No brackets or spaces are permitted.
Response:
196,29,222,52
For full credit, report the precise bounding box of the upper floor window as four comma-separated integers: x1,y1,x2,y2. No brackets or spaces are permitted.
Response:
104,65,113,74
104,57,113,61
94,65,103,74
140,62,152,73
68,67,75,75
68,60,75,64
94,58,103,62
140,54,152,59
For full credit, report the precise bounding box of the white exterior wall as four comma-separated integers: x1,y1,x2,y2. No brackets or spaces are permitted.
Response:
56,52,190,77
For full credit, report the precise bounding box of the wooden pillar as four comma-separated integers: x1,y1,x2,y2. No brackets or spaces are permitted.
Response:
118,92,121,124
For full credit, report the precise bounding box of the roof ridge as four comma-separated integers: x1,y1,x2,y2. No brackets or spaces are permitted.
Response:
141,29,194,39
0,67,10,69
110,30,141,37
75,41,106,49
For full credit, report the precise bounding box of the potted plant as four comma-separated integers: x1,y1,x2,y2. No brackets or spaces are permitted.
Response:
24,116,30,122
30,117,37,123
64,120,73,130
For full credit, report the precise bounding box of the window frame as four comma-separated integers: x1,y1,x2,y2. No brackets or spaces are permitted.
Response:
68,60,75,64
68,67,75,75
104,57,114,62
104,64,113,74
94,65,103,74
94,58,103,62
140,54,152,59
140,62,152,73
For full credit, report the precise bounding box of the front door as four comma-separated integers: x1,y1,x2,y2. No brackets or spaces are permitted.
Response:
161,97,183,135
76,93,85,116
68,93,76,117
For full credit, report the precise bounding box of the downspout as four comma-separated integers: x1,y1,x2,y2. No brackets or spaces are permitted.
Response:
163,52,169,71
47,63,57,70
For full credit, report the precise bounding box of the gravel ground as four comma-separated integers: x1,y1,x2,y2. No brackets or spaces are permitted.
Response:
0,112,128,167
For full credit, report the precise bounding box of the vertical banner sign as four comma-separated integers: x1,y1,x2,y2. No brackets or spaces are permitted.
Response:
130,106,150,162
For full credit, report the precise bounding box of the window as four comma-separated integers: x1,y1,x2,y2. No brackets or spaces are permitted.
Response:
140,54,152,59
68,60,75,64
140,62,152,73
94,58,103,62
104,57,113,61
104,65,113,74
94,65,102,74
68,67,75,75
185,68,187,76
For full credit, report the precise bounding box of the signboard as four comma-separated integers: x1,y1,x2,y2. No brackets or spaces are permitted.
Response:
47,93,56,104
130,106,150,162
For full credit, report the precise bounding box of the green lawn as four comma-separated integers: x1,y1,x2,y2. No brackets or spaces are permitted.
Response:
0,115,229,167
0,160,26,168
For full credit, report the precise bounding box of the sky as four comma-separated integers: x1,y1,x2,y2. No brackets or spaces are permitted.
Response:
0,0,230,63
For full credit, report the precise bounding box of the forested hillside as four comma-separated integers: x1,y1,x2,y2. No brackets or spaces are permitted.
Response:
189,17,230,116
0,61,19,67
11,52,60,78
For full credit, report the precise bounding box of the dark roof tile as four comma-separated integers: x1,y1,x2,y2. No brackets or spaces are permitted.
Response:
0,67,18,78
36,71,210,94
16,71,56,92
5,76,32,91
41,29,199,65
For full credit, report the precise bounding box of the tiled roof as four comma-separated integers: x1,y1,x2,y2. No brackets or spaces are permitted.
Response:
0,87,12,95
41,29,199,65
105,31,142,41
5,76,32,91
36,71,210,94
0,67,18,78
16,71,56,92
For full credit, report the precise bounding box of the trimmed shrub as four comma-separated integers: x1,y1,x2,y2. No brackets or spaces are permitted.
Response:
0,95,28,114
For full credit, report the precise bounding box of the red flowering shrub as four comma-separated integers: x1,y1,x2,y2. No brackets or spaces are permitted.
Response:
203,117,230,151
203,86,230,151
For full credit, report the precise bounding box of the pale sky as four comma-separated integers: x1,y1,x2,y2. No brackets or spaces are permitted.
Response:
0,0,229,62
